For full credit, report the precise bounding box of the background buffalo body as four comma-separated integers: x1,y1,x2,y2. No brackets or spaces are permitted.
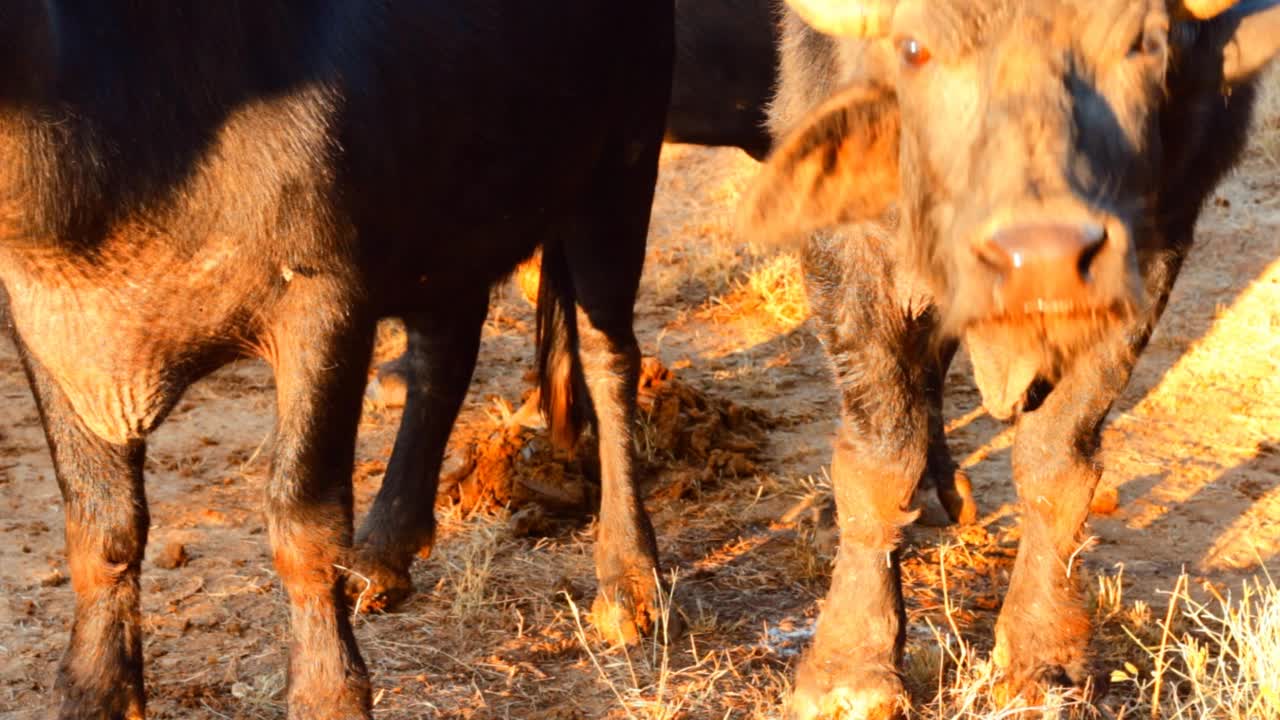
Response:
666,0,780,161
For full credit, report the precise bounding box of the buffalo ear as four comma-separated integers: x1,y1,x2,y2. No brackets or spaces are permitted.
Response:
1221,1,1280,83
737,84,900,246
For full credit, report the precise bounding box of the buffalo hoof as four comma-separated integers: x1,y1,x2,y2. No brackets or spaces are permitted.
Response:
914,470,978,527
937,470,978,525
55,685,145,720
991,660,1093,706
342,547,415,614
992,626,1092,706
364,356,410,408
991,666,1104,710
286,682,371,720
589,575,682,646
791,665,906,720
55,643,146,720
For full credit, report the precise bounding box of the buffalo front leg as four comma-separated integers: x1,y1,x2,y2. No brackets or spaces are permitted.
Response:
265,296,373,719
993,340,1131,694
349,292,489,612
792,408,927,720
920,336,977,526
993,228,1194,693
16,345,149,720
791,236,930,720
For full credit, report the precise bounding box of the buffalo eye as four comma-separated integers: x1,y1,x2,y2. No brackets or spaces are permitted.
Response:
1127,26,1167,59
897,36,932,68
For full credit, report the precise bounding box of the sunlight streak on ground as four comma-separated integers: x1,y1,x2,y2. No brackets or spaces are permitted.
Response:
1103,247,1280,571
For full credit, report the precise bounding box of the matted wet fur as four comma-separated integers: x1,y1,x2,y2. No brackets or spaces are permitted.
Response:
0,2,673,718
742,0,1280,717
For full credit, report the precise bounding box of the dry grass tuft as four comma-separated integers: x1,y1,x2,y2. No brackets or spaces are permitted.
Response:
1104,570,1280,719
702,253,809,331
901,567,1280,720
1249,64,1280,167
564,571,790,720
443,521,501,623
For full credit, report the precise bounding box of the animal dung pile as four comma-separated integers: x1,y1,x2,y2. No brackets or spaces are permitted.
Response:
435,357,772,534
634,357,770,501
437,417,587,517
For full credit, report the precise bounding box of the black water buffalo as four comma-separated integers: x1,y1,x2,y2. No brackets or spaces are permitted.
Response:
0,2,673,718
740,0,1280,716
349,0,787,613
666,0,780,159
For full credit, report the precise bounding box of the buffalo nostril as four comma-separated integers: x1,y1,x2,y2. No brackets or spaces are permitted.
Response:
975,237,1014,275
975,220,1118,315
1075,223,1107,282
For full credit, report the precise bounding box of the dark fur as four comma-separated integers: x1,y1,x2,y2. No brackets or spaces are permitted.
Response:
746,0,1280,716
354,0,791,616
535,240,588,451
0,2,673,718
665,0,781,160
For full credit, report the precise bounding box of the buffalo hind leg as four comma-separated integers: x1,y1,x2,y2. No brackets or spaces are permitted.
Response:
19,347,150,720
265,291,373,720
348,292,489,612
577,304,667,645
919,336,977,526
569,143,672,646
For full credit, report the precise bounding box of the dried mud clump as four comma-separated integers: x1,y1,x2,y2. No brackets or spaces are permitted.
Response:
436,357,773,534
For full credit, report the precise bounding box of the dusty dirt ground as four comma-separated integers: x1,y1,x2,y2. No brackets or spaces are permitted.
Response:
4,87,1280,718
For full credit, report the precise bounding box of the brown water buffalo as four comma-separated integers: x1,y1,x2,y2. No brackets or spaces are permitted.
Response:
0,2,672,718
740,0,1280,717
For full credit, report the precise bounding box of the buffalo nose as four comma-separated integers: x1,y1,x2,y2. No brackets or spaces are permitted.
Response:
977,222,1107,313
